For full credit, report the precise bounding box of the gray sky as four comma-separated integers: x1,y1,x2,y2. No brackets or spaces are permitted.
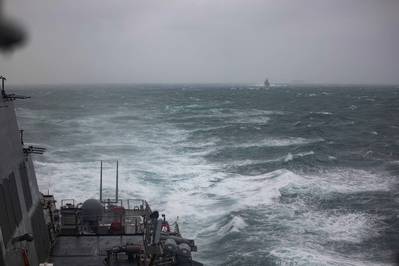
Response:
1,0,398,85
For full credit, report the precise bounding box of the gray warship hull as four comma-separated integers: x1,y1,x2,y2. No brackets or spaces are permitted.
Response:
0,91,50,266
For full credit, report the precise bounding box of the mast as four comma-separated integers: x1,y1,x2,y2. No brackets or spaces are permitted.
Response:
99,160,103,201
1,75,6,96
115,160,119,203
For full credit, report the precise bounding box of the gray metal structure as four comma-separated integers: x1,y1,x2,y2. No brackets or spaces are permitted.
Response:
0,77,50,266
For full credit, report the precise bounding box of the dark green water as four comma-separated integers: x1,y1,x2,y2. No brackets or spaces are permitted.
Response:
15,85,399,265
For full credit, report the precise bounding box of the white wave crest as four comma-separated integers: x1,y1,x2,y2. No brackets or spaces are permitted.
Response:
217,216,248,235
211,169,306,207
237,137,323,148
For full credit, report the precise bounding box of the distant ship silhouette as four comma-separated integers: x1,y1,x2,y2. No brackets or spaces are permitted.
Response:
264,78,270,89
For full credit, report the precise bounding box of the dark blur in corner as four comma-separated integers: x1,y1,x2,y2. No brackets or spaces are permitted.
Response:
0,0,27,52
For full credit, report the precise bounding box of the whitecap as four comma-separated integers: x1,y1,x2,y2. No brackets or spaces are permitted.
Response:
311,111,333,115
217,216,248,235
304,168,393,193
237,137,323,148
284,153,294,162
210,169,306,208
231,116,270,125
270,246,381,266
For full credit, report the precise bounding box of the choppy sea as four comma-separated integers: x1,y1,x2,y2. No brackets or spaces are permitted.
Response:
14,84,399,265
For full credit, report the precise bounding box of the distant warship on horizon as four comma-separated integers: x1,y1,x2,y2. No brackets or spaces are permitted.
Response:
264,78,270,89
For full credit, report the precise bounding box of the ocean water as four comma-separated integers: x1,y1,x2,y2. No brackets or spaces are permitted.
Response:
14,84,399,265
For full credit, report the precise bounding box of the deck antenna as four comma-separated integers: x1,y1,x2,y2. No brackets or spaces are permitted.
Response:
100,160,103,202
1,75,6,97
20,129,24,145
115,160,119,203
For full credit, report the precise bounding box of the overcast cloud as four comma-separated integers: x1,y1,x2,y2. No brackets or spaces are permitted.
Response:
1,0,398,85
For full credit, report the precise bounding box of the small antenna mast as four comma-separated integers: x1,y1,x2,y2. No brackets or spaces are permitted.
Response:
100,160,103,202
115,160,119,203
20,129,24,145
1,75,6,97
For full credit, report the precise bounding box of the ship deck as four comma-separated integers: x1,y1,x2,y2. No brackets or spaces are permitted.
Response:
50,235,143,266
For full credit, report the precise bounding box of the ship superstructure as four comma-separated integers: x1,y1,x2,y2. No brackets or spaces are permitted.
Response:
0,76,50,266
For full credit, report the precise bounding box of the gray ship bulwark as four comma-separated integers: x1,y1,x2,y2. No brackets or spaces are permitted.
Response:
0,88,50,266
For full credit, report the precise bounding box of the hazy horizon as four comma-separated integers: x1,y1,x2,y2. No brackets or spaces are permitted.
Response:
1,0,399,85
9,81,399,88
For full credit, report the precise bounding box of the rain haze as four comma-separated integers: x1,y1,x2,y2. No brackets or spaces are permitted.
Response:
1,0,399,85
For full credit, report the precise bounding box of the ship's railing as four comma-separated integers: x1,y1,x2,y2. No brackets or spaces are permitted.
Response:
60,199,75,208
58,198,152,235
99,198,151,211
59,198,151,211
